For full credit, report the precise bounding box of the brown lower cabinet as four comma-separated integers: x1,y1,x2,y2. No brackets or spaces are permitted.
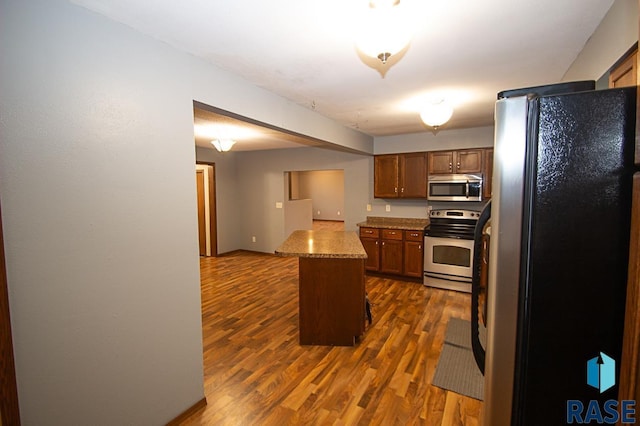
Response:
380,229,403,275
359,227,423,279
403,230,424,278
359,228,380,271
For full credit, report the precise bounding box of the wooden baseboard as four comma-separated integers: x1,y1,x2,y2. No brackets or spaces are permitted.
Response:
217,249,277,257
166,397,206,426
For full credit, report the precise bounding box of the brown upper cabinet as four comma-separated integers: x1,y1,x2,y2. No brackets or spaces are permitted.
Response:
428,149,483,174
374,155,399,198
483,148,494,199
608,45,639,165
374,148,493,199
609,48,637,88
374,152,427,198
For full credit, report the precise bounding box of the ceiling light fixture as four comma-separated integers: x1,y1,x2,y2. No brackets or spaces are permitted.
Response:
356,0,411,65
211,139,236,152
420,99,453,130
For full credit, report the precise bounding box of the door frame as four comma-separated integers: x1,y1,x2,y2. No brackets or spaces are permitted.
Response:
196,169,207,256
196,162,217,257
0,200,21,425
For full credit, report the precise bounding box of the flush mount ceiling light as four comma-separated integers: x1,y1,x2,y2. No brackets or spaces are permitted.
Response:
420,99,454,130
369,0,400,6
355,0,411,65
211,139,236,152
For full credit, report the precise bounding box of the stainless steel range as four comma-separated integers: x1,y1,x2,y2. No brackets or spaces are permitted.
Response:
423,209,480,292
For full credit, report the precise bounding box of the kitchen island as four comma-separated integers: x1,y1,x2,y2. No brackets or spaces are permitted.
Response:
275,230,367,346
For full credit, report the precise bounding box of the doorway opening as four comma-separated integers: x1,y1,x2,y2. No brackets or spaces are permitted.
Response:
285,169,345,234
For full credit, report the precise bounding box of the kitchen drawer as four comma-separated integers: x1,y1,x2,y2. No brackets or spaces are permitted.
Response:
404,230,423,241
381,229,403,240
359,227,379,238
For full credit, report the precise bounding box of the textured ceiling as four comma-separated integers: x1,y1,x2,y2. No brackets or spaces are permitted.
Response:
72,0,615,151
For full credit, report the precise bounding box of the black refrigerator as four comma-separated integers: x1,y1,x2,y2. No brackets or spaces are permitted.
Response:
470,82,637,425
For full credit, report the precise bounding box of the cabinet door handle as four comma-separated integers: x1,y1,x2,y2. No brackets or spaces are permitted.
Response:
419,244,422,250
394,187,398,193
401,187,404,193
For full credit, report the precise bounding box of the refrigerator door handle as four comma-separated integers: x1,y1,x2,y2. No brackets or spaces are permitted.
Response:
471,200,491,374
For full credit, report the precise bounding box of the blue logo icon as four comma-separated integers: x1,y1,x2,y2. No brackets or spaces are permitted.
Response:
587,352,615,393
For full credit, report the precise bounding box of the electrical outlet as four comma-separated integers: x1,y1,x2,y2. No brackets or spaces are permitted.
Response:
366,204,372,212
252,236,256,243
386,204,391,212
337,211,341,216
317,210,321,215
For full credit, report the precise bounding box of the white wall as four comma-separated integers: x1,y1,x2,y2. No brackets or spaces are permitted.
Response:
563,0,638,82
374,126,495,155
0,1,204,424
231,147,371,253
284,199,313,237
297,170,345,221
0,0,372,424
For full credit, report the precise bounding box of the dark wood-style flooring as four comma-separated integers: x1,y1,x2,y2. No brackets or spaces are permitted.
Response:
182,222,481,425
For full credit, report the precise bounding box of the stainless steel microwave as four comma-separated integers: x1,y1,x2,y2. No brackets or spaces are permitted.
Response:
428,174,483,202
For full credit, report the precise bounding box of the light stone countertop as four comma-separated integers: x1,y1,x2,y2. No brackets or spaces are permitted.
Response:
357,216,430,231
275,230,367,259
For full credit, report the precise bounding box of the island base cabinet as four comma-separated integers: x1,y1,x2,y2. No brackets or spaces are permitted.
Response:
298,257,365,346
